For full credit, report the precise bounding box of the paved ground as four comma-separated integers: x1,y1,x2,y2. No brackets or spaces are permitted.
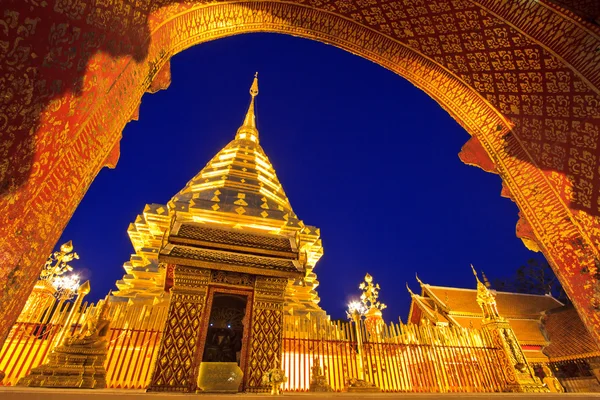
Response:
1,388,599,399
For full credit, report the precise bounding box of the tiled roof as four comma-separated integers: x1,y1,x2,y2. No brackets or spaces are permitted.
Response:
523,349,549,363
411,296,450,324
168,245,300,274
449,316,547,345
543,306,600,361
425,286,563,318
506,319,547,344
176,224,295,253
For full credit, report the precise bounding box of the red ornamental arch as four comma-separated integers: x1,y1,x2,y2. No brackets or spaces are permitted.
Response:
1,0,599,347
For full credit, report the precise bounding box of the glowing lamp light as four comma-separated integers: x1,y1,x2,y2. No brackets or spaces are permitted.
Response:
346,300,367,319
52,274,81,293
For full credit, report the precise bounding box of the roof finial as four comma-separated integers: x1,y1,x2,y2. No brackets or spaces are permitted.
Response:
236,72,260,142
470,264,479,280
415,273,424,286
481,271,492,289
471,264,491,292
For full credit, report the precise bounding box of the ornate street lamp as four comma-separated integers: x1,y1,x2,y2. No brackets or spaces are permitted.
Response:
40,240,79,283
346,299,378,392
39,241,84,358
51,274,81,300
54,280,90,347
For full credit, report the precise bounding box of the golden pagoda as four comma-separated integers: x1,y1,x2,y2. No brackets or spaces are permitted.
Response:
108,74,325,392
111,74,324,316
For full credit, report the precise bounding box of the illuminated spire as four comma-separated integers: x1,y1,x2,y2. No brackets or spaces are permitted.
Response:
481,271,492,289
236,72,259,142
471,264,500,320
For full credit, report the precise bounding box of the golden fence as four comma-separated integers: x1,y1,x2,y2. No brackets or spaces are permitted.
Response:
103,303,168,388
0,294,89,386
281,316,511,393
2,298,510,392
0,300,168,388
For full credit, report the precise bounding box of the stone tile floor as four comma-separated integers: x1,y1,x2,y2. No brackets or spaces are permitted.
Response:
0,388,599,399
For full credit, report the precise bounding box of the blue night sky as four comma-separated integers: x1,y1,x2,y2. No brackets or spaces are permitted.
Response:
56,34,542,321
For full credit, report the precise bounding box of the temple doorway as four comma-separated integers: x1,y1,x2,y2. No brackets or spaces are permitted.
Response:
201,293,248,365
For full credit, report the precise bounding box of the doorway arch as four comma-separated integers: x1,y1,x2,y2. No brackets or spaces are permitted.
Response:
1,0,599,347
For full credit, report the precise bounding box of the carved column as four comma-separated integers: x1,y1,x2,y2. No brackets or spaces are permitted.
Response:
481,319,547,393
147,266,210,392
245,276,288,392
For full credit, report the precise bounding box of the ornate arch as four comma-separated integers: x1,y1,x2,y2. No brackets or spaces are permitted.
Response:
1,0,599,346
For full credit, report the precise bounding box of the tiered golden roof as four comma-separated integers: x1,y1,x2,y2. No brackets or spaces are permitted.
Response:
169,74,300,230
112,75,325,316
112,204,170,304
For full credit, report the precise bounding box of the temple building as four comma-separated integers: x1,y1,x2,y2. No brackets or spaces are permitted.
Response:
407,274,600,392
407,275,564,363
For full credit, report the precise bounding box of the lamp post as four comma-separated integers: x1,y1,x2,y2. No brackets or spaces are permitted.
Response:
347,301,367,381
40,241,79,282
55,279,90,347
45,273,81,360
346,301,378,392
359,273,386,337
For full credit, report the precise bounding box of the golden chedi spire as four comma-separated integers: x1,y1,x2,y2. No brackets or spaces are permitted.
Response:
165,74,325,317
235,72,259,142
168,73,302,230
110,74,324,317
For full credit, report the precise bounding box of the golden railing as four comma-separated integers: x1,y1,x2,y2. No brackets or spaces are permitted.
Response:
103,303,168,388
0,300,168,388
2,300,510,392
281,316,511,392
0,295,88,386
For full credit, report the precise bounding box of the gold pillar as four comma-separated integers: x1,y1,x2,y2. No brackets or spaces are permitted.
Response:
245,276,288,392
470,265,546,392
481,319,547,392
350,311,366,381
147,266,210,392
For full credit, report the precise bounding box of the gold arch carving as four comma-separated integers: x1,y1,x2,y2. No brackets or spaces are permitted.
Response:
88,1,595,291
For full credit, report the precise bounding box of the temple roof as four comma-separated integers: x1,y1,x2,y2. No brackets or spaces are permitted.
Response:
408,279,565,349
543,306,600,361
168,74,301,230
177,224,296,252
162,244,302,278
423,285,563,318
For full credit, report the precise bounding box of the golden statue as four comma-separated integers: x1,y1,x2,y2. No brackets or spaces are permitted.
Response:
66,300,111,348
309,357,333,392
17,299,111,388
261,359,287,395
542,364,564,393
